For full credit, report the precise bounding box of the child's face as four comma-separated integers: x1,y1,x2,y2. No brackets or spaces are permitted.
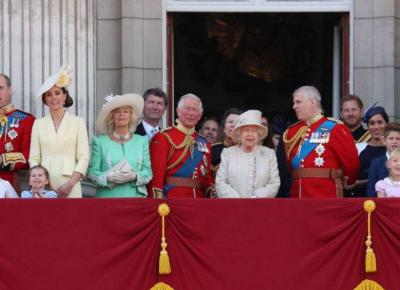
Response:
384,131,400,153
388,155,400,176
29,168,49,188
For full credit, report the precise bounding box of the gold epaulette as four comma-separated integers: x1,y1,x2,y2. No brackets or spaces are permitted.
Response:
327,117,343,124
357,131,371,143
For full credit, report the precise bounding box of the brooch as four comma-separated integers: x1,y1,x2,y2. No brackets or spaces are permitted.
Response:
5,142,13,152
314,143,325,167
7,129,18,140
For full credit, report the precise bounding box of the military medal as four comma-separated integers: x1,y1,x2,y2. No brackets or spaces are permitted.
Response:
314,143,325,167
9,117,20,128
9,118,15,128
4,142,13,152
7,129,18,140
14,118,20,128
203,155,208,167
315,143,325,155
200,165,207,176
197,141,209,153
310,128,330,144
314,157,324,167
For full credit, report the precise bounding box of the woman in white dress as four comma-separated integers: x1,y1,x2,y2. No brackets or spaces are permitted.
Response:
216,110,280,198
29,65,89,198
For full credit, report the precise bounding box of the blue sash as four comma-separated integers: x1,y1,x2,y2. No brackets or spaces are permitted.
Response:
291,120,336,169
163,135,207,194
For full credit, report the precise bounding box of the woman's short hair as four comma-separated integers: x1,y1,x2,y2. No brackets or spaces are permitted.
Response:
177,93,203,112
220,108,242,129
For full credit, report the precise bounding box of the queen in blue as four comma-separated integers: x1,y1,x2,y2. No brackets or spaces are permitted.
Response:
87,94,153,197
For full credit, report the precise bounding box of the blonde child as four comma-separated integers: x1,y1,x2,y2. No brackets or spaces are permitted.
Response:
21,165,57,198
375,148,400,197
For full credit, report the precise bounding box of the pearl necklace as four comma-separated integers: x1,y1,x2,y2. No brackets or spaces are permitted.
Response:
112,131,130,141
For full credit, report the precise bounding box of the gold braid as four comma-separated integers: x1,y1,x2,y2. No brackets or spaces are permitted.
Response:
282,126,307,160
161,129,196,171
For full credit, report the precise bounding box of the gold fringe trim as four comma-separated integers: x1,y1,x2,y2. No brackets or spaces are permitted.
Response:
282,125,307,160
354,279,385,290
150,282,174,290
161,128,196,171
158,203,171,274
363,200,377,273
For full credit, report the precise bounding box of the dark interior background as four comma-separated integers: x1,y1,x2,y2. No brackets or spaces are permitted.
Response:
172,12,343,124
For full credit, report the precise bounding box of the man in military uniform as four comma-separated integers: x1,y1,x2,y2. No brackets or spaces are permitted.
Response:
0,73,35,190
283,86,359,198
340,94,370,143
148,93,214,198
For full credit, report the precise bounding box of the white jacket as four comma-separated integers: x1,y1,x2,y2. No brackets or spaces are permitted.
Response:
216,145,280,198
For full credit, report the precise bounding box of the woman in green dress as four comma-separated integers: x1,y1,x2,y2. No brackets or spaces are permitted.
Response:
88,93,152,197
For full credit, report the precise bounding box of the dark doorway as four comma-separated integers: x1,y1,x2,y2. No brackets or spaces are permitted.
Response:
170,12,347,123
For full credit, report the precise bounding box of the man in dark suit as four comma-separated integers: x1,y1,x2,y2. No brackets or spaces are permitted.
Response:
136,88,167,139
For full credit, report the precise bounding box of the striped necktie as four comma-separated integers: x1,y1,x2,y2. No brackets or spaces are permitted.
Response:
150,127,158,139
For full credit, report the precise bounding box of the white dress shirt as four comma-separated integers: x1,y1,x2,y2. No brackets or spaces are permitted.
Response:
142,120,160,139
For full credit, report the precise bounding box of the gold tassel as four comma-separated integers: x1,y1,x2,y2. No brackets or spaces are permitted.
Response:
354,279,385,290
365,248,376,273
363,200,377,273
150,282,175,290
158,203,171,274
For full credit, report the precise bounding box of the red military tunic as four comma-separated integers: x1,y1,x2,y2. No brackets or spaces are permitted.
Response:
148,124,213,198
283,115,359,198
0,104,35,189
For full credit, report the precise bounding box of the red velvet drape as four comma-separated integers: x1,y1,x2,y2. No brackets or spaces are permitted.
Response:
0,199,398,290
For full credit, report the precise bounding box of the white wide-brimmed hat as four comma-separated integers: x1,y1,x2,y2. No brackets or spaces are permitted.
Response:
96,93,144,134
36,65,73,97
232,110,268,142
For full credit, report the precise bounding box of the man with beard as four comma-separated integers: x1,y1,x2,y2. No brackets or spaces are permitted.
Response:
340,95,370,143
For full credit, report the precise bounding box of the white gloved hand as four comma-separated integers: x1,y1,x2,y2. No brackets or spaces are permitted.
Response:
107,170,122,183
118,170,137,183
107,170,136,184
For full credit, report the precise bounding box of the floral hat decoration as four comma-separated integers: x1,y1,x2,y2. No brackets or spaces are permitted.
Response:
36,65,73,98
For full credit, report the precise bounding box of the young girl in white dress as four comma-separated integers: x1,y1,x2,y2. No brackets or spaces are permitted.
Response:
21,165,57,198
376,148,400,197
